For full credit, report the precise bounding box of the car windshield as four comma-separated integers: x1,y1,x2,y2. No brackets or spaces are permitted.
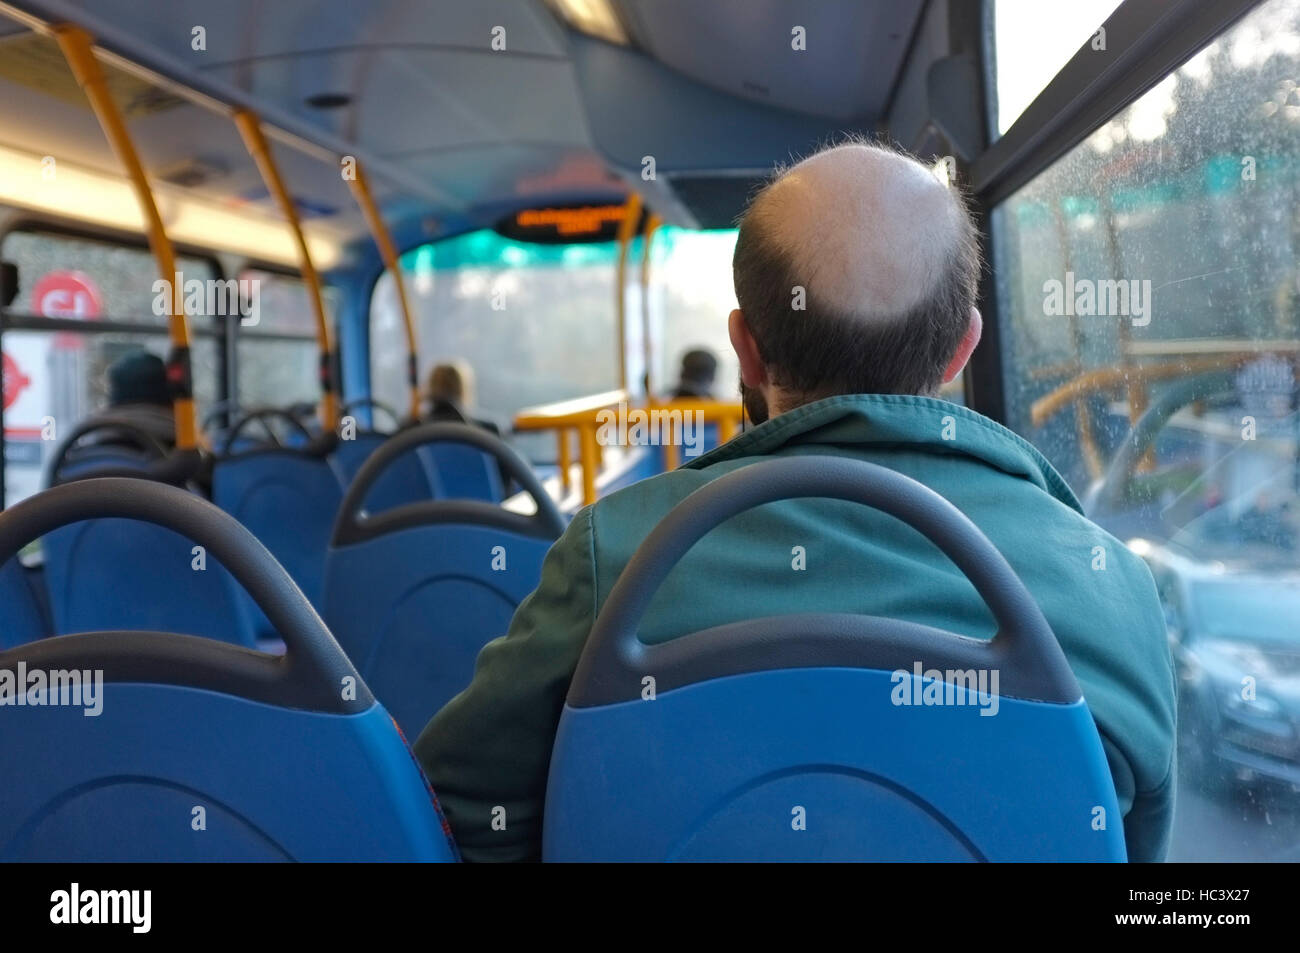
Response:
1157,403,1300,564
1194,578,1300,644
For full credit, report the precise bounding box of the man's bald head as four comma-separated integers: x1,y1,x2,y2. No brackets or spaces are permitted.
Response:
732,140,980,404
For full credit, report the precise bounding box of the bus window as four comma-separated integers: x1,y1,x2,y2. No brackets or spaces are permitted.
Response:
4,229,217,324
0,229,219,506
645,226,739,402
371,229,624,453
234,268,332,413
992,0,1300,860
987,0,1124,137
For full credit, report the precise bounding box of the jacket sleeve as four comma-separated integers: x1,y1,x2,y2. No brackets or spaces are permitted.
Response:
412,506,598,862
1120,746,1176,863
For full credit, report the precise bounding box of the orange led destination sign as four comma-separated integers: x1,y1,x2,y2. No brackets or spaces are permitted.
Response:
496,202,648,243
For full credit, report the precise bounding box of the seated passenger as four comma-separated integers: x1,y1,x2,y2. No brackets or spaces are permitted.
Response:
72,349,176,454
667,348,718,400
423,360,511,493
424,360,501,436
415,141,1176,863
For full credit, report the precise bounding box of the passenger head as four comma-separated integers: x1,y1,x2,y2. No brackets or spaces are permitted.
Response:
426,360,475,409
729,139,982,423
676,348,718,397
108,350,170,407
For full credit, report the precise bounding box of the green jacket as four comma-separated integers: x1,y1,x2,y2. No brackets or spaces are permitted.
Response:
414,394,1177,862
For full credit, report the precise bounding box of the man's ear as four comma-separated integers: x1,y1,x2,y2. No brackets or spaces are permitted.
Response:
941,307,983,384
728,309,767,388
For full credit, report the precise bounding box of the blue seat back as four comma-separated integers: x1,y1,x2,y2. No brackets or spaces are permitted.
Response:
212,447,344,610
324,423,565,735
331,431,437,512
42,520,256,647
544,457,1126,862
41,429,254,646
0,478,456,861
424,444,503,502
0,557,46,648
53,446,156,480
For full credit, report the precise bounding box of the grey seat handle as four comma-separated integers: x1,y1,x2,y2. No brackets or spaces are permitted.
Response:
579,456,1078,702
0,477,369,712
332,421,565,546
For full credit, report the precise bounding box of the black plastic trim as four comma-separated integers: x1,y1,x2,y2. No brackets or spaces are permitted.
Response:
972,0,1264,206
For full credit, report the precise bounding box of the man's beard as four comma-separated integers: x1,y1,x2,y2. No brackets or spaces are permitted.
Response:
740,375,769,426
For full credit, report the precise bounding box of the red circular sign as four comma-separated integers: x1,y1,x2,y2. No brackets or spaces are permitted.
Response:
31,271,103,319
2,351,30,410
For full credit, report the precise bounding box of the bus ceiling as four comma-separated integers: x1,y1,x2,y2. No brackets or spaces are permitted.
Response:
0,0,1256,267
0,0,952,257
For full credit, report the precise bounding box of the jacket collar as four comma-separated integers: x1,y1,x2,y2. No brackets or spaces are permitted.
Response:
683,393,1083,513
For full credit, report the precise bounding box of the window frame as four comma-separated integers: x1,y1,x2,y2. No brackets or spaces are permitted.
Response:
962,0,1266,422
0,215,335,506
228,260,338,428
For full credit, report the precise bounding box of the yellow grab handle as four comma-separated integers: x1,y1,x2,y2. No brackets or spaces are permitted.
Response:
345,161,420,422
614,194,643,392
54,24,199,450
639,214,662,397
233,109,338,431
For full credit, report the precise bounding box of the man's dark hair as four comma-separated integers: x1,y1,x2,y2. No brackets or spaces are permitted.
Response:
678,349,717,386
732,146,981,400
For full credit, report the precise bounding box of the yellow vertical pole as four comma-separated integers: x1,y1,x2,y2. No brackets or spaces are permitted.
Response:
639,214,662,399
556,429,571,493
54,24,199,450
345,160,421,422
662,415,679,471
718,414,738,444
578,423,599,505
614,194,642,392
233,109,339,432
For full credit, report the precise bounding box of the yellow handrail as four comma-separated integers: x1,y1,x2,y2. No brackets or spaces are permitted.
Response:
233,109,339,432
647,398,744,470
515,390,626,505
514,392,743,503
1029,355,1258,428
53,24,199,450
513,389,628,429
614,194,642,391
345,160,421,422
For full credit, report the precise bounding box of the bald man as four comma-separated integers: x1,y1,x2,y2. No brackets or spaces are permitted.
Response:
415,141,1176,863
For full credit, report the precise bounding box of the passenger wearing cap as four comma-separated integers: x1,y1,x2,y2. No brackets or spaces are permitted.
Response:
415,140,1176,863
73,349,176,453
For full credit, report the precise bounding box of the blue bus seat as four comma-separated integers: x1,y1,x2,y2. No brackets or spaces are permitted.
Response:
43,520,256,647
41,420,256,647
423,443,503,502
331,431,438,512
324,423,565,736
0,557,47,648
543,457,1126,862
0,478,456,862
212,442,344,615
